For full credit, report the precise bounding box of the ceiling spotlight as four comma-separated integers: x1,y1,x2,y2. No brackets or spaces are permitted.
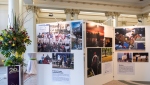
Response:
49,13,53,17
138,20,142,23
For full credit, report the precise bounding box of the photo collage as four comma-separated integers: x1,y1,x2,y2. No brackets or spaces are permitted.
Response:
116,27,148,63
36,21,83,69
86,22,113,78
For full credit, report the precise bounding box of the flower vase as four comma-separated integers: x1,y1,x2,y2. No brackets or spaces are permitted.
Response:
7,65,23,85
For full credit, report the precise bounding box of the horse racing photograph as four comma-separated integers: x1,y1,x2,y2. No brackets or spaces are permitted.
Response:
115,27,145,51
52,53,74,69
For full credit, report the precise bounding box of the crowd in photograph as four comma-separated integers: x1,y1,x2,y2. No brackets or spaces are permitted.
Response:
37,31,71,52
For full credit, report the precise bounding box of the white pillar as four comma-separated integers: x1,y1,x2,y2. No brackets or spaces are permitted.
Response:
64,9,72,21
73,9,80,20
113,12,120,27
8,0,19,27
19,0,23,20
25,6,38,52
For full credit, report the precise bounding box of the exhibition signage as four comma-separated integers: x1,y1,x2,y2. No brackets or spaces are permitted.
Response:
7,66,20,85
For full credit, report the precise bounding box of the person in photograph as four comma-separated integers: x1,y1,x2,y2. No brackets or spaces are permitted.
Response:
66,24,70,31
91,52,99,75
37,33,42,38
135,53,140,62
37,40,42,52
122,53,127,62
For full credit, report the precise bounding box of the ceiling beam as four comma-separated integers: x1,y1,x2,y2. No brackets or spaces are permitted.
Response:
34,0,142,14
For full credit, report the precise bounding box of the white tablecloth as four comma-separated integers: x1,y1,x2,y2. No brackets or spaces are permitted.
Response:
26,60,37,74
26,53,37,74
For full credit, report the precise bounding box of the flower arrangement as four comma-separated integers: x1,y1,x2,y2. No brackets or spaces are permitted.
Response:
0,15,31,66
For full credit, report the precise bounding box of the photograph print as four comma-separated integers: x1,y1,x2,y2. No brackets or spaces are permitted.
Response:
101,48,112,63
105,37,112,47
37,24,50,52
37,22,71,52
117,53,132,62
86,22,104,47
133,52,148,62
115,27,145,51
52,53,74,69
87,48,101,78
71,21,82,50
37,53,52,64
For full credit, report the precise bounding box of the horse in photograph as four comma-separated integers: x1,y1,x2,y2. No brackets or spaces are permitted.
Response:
116,33,142,49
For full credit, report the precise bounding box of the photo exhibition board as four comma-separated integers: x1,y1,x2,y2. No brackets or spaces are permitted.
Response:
114,26,150,81
85,21,114,85
36,20,84,85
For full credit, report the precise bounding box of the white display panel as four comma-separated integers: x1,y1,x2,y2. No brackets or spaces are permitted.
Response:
36,20,84,85
114,26,150,81
85,23,114,85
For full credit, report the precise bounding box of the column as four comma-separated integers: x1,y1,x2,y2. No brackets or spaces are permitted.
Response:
19,0,23,20
64,9,72,21
136,13,149,25
8,0,19,27
122,21,127,26
25,5,38,52
72,9,80,20
112,12,120,27
105,12,113,26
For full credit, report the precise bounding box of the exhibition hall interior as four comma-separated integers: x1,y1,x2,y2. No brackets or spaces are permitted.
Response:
1,0,150,85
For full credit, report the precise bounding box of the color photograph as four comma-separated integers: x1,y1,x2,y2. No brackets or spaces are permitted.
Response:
115,27,145,51
87,48,101,78
37,22,71,52
71,21,82,50
37,53,52,64
37,24,50,52
105,37,112,47
133,53,148,62
86,22,104,47
117,53,132,62
101,48,112,63
52,53,74,69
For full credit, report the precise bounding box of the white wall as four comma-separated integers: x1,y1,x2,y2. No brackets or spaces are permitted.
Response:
0,5,8,65
113,26,150,81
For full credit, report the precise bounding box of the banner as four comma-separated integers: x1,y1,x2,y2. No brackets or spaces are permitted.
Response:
7,66,20,85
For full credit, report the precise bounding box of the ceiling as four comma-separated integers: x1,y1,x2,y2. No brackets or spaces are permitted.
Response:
32,0,150,14
35,0,150,7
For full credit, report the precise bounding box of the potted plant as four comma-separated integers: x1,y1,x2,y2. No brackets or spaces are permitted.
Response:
0,14,31,85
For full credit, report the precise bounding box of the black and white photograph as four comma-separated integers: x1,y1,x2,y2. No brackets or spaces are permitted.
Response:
115,27,145,51
87,48,101,78
52,53,74,69
86,22,104,47
71,21,82,50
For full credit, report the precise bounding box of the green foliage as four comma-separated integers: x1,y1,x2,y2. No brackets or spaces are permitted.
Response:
0,14,32,66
